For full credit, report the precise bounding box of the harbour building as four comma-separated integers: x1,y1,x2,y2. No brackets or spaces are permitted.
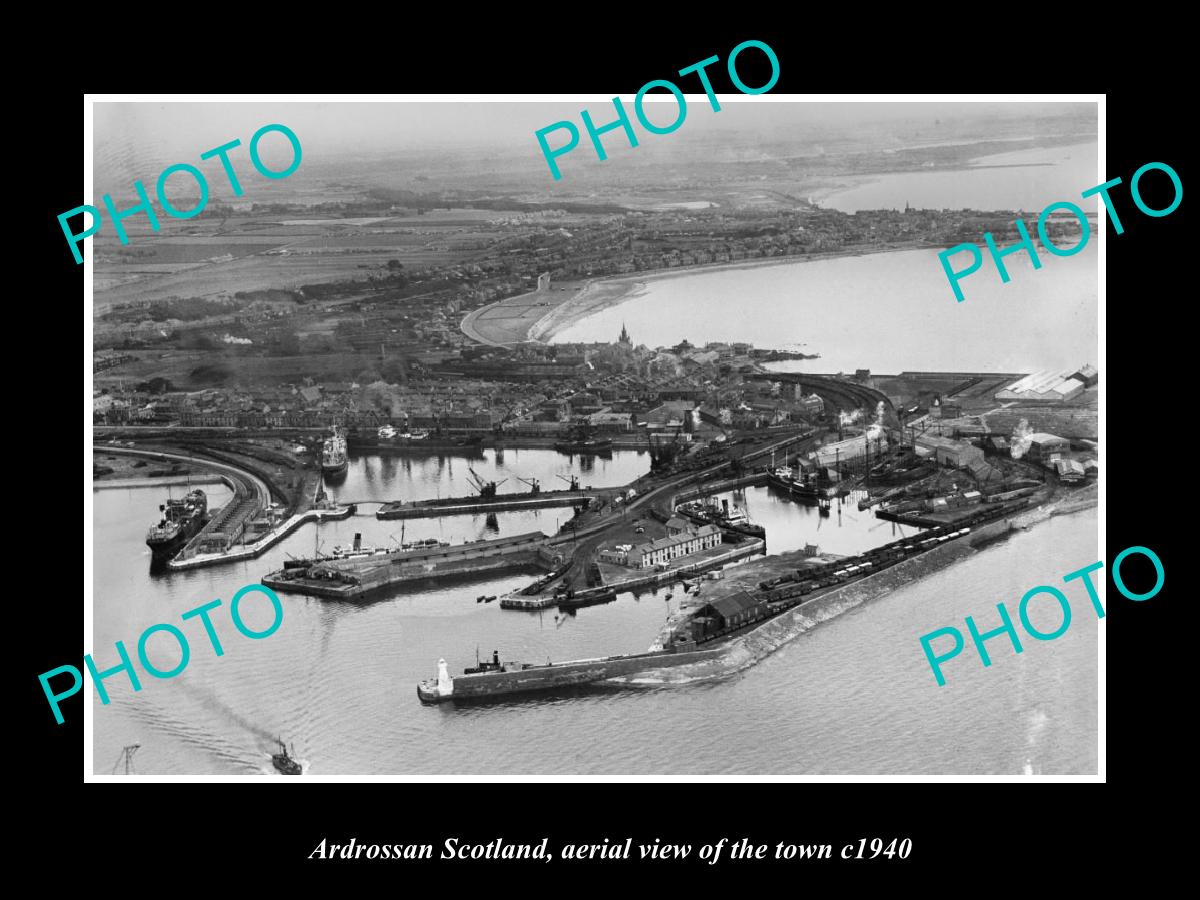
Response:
600,523,722,568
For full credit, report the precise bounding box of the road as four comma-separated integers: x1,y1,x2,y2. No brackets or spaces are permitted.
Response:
94,445,271,511
548,429,816,590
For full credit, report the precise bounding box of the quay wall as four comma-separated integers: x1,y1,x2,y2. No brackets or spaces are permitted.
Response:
450,646,727,698
449,520,1007,697
602,512,1026,685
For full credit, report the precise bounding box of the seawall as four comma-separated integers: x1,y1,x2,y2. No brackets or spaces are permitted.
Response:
601,510,1036,686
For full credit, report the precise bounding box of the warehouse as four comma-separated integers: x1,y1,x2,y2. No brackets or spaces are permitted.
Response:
1028,433,1071,462
913,434,985,468
994,369,1087,402
813,433,888,468
684,591,767,642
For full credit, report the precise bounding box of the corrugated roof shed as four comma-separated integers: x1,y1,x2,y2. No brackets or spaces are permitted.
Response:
706,591,760,618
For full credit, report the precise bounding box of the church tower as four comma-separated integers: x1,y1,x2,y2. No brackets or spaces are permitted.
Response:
618,322,631,346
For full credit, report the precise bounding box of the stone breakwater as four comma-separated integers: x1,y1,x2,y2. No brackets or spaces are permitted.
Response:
601,497,1096,687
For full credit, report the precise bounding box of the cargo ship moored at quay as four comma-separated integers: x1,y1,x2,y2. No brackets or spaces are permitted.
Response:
145,489,208,561
321,427,348,477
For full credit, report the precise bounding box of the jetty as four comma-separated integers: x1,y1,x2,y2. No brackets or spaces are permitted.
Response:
377,489,598,520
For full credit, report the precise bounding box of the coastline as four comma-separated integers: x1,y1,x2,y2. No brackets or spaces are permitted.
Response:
604,485,1098,687
510,243,933,346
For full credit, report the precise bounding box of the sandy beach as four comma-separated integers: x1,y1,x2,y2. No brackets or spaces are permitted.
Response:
462,244,929,348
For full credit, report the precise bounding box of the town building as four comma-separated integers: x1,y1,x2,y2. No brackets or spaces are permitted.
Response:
683,591,766,641
913,433,985,468
1028,433,1071,462
813,434,888,468
619,523,722,569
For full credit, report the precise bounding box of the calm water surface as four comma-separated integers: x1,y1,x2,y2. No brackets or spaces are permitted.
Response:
817,141,1099,213
552,140,1098,371
92,455,1097,775
551,245,1097,372
91,149,1100,775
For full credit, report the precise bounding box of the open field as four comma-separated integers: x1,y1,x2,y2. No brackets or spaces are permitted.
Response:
93,350,387,390
92,204,521,309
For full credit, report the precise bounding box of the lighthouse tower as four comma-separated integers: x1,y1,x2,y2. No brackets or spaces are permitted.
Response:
436,658,452,697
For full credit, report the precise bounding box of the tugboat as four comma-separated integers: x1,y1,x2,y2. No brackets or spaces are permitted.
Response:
272,737,302,775
321,426,349,477
465,648,504,673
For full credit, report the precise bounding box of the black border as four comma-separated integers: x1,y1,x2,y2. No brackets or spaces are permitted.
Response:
34,21,1185,883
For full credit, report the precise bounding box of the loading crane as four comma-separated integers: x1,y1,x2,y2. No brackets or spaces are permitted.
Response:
467,466,506,499
516,475,541,495
557,473,580,491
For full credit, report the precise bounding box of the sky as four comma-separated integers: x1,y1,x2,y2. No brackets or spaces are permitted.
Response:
93,99,1096,165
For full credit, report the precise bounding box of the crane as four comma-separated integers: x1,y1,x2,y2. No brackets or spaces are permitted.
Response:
515,475,541,495
467,466,505,499
646,424,684,473
557,473,580,491
112,742,140,775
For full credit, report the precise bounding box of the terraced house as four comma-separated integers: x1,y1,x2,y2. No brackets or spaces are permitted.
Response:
630,523,722,569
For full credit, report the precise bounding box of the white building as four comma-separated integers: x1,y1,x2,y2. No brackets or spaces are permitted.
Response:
617,524,723,569
995,370,1087,402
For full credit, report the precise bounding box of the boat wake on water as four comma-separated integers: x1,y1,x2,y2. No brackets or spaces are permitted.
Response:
114,682,284,773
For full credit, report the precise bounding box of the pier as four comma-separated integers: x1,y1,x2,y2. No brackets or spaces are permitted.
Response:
499,539,766,610
97,445,354,570
166,505,353,570
262,531,550,599
376,489,598,520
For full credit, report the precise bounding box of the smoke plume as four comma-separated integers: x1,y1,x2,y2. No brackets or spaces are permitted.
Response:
1011,418,1034,459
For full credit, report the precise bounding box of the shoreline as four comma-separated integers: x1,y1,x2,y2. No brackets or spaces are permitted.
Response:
603,486,1098,687
516,243,933,346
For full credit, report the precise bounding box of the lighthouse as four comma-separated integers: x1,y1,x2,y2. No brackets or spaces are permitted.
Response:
436,658,452,697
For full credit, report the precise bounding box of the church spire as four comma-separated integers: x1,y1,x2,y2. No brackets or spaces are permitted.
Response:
619,322,631,345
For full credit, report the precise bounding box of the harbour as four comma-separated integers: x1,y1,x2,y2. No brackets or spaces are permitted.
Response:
88,101,1100,777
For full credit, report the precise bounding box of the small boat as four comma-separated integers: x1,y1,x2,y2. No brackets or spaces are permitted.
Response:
272,738,302,776
476,595,487,603
483,595,497,603
464,649,505,674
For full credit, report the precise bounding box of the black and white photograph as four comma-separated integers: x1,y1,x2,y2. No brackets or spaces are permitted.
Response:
82,95,1103,779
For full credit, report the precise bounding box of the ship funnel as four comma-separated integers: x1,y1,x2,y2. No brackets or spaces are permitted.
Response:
353,532,362,551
